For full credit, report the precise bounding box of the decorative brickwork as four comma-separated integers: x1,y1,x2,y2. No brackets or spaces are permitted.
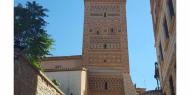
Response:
88,75,125,95
88,75,124,91
83,0,136,95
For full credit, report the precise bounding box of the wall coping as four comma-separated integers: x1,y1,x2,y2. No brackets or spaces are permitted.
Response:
38,70,65,95
42,55,82,61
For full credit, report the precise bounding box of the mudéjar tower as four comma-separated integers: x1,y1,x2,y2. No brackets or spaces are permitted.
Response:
82,0,136,95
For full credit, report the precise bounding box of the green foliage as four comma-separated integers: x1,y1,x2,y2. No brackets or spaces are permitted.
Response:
14,1,54,70
52,79,60,86
31,59,43,71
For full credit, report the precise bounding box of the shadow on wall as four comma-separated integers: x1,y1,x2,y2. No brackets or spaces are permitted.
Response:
14,49,38,95
14,48,64,95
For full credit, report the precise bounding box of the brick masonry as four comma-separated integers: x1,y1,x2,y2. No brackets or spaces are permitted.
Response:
82,0,136,95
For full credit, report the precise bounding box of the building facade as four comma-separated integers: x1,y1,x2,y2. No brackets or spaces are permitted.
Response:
41,56,87,95
83,0,135,95
150,0,176,95
41,0,136,95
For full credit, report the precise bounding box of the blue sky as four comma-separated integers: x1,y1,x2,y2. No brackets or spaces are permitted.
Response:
15,0,157,90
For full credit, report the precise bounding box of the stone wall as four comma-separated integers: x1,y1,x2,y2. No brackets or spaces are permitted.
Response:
14,49,64,95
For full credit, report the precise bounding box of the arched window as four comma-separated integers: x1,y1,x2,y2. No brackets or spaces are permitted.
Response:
89,29,93,32
105,82,108,90
111,28,114,32
104,12,106,17
104,44,107,49
97,31,99,35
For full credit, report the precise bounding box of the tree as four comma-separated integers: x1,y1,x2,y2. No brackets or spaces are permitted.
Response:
14,1,54,70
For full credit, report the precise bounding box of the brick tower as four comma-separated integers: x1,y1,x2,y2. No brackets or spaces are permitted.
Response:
82,0,136,95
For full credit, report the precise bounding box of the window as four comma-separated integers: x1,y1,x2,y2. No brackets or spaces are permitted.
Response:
89,29,93,32
104,12,107,17
168,0,175,18
169,76,175,95
105,82,108,90
163,18,169,38
104,44,107,49
111,28,114,32
159,42,164,61
97,31,99,35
